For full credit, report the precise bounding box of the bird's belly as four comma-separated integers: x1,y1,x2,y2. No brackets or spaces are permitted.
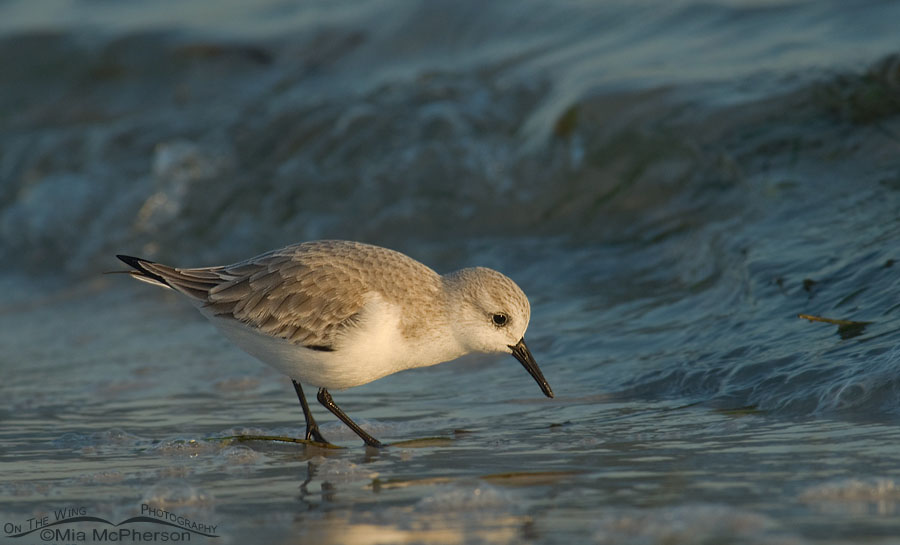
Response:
208,316,390,389
204,297,467,390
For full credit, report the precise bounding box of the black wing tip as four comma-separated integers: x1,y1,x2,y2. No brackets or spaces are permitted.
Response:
117,254,153,267
116,254,168,286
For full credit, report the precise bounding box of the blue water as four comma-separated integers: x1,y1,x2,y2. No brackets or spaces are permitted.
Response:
2,1,900,543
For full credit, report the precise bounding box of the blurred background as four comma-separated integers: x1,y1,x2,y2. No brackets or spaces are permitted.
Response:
2,1,900,544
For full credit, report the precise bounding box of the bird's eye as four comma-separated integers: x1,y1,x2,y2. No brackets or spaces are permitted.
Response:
491,313,509,327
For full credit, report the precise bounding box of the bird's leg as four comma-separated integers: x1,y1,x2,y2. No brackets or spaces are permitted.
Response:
316,388,384,448
292,380,330,445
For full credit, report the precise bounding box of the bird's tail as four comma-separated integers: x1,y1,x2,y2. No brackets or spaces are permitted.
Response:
115,255,172,289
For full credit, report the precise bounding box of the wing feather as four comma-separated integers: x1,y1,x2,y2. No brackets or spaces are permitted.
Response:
120,240,443,349
173,254,368,348
207,279,253,303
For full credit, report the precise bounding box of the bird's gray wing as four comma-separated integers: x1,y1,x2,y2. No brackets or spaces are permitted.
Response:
139,252,369,350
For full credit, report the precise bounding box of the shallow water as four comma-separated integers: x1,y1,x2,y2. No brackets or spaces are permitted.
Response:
3,0,900,543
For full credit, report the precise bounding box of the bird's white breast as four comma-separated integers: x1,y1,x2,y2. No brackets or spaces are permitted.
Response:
205,293,468,389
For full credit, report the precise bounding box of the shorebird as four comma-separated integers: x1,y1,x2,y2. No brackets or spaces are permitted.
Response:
117,240,553,447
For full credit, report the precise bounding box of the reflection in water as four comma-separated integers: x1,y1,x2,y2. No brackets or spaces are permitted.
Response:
800,478,900,516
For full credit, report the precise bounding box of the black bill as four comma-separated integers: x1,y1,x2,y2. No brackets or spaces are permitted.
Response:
509,338,554,398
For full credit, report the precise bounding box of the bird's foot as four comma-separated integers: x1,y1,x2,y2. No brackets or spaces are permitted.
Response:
305,426,339,449
363,438,385,448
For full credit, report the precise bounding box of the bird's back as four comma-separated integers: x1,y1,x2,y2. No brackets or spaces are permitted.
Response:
127,240,444,351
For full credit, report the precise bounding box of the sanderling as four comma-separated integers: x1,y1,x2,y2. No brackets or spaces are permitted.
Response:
117,240,553,447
